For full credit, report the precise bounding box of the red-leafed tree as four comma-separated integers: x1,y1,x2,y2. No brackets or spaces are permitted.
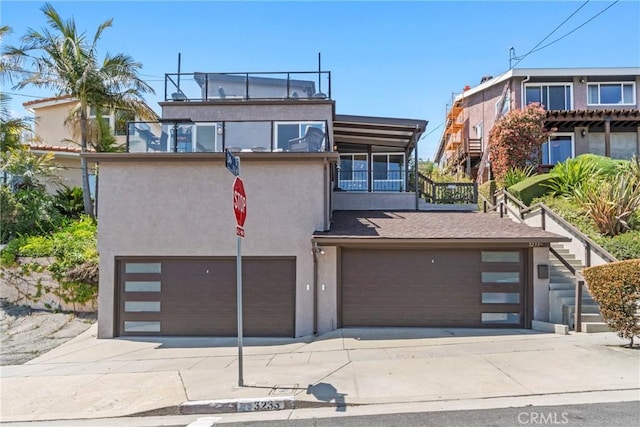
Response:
488,103,551,184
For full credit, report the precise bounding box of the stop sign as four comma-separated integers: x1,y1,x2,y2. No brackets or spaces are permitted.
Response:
233,177,247,228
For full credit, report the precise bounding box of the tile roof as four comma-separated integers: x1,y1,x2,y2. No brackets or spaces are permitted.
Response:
314,210,566,241
22,95,75,107
28,143,86,153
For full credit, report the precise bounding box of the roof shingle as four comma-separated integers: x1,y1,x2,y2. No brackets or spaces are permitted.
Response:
314,210,566,242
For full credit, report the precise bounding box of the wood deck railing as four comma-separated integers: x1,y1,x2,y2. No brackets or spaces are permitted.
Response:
418,173,478,204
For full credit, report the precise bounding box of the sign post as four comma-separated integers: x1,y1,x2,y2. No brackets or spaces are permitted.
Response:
228,150,246,387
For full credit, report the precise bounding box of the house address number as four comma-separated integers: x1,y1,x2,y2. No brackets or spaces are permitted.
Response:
528,242,544,247
237,400,285,412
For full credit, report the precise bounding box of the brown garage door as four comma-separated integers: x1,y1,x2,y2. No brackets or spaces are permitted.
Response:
117,257,295,337
341,248,525,328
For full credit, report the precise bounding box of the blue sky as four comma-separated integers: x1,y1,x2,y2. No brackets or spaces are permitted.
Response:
2,0,639,159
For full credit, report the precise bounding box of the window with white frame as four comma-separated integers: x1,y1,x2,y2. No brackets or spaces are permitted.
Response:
274,121,325,151
338,154,368,191
89,107,135,136
524,84,572,110
89,106,113,130
542,134,574,165
587,82,635,105
114,109,134,136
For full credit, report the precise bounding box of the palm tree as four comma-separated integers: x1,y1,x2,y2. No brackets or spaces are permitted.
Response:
1,3,155,218
0,27,31,156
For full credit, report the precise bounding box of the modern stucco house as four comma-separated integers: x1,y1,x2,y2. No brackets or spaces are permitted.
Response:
434,67,640,182
22,95,158,192
85,69,567,339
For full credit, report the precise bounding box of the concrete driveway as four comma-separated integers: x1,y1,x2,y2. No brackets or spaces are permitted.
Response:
1,326,638,423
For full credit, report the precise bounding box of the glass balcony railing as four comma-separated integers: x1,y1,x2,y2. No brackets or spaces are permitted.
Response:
165,71,331,102
126,120,330,154
337,170,407,192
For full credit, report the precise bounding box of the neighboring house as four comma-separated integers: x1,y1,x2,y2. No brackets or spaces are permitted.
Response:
85,69,566,339
23,95,159,192
433,67,640,182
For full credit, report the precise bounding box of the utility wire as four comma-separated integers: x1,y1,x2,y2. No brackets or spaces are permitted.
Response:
422,122,443,138
510,0,591,69
528,0,620,55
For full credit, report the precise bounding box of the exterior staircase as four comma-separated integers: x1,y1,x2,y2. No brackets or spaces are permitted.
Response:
549,242,612,333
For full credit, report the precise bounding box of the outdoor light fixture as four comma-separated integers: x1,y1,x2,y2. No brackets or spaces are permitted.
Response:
579,77,586,84
537,264,549,279
581,129,587,137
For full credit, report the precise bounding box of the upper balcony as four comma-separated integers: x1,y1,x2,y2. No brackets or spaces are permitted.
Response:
125,119,330,154
164,71,332,102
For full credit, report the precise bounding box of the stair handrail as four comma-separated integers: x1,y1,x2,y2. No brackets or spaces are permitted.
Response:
486,188,616,333
498,189,618,265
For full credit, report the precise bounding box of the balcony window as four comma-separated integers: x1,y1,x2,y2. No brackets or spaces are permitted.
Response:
338,154,368,191
524,84,572,110
89,106,113,130
587,83,635,105
542,134,573,165
274,122,325,152
372,154,405,191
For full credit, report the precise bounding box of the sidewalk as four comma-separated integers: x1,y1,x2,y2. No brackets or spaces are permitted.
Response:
1,326,639,422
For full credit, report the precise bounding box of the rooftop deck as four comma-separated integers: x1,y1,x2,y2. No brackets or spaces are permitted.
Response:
164,71,332,102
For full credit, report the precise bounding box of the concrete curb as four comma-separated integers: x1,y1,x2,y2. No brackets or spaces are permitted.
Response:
179,396,295,415
531,320,569,335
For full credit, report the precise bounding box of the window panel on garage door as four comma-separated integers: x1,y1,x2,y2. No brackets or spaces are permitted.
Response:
480,250,524,327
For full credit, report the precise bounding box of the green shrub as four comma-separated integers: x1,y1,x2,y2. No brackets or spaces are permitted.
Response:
478,180,497,208
536,195,640,260
583,259,640,347
574,172,640,236
596,231,640,261
508,173,553,206
0,236,27,266
54,186,85,219
18,235,53,257
534,195,599,235
545,156,601,197
502,165,535,188
0,216,98,309
576,153,627,176
0,187,67,243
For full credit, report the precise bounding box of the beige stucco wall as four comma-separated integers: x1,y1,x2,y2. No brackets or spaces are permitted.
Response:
532,247,550,322
33,103,74,147
587,131,639,159
316,246,338,334
332,192,416,210
31,101,128,148
96,156,329,338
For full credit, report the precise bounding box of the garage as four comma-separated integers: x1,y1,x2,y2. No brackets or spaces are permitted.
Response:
340,248,526,328
116,257,295,337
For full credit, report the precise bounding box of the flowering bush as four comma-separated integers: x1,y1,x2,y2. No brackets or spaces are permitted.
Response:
488,103,551,184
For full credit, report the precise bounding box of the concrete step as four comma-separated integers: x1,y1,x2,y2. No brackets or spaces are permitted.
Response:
581,322,614,333
581,312,605,323
550,275,574,282
550,282,580,291
549,260,582,268
557,296,598,307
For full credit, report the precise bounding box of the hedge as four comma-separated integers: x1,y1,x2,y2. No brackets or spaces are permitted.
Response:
583,259,640,347
507,173,553,206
